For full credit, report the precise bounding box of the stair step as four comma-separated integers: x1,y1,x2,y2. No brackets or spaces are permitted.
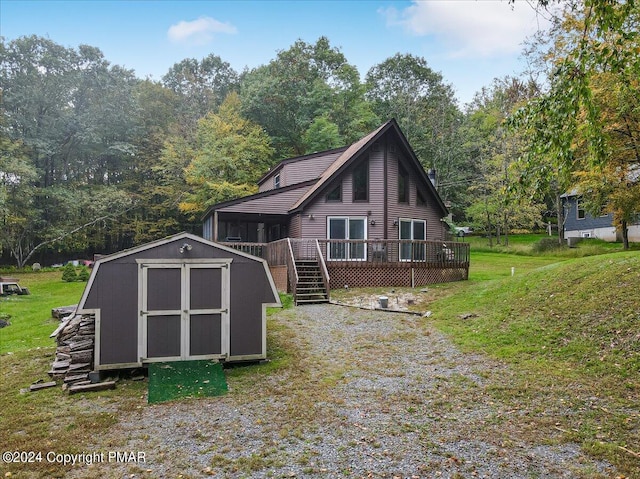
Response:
296,299,330,304
296,292,328,298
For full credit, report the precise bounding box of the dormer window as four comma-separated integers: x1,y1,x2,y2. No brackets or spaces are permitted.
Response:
274,173,281,189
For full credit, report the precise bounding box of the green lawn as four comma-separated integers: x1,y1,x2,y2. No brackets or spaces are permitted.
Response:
0,271,86,353
429,250,640,476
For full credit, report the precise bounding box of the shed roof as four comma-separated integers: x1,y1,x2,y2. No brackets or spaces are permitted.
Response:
78,232,281,311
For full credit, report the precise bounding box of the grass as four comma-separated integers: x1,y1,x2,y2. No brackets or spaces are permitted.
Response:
0,271,87,353
463,232,639,257
427,250,640,476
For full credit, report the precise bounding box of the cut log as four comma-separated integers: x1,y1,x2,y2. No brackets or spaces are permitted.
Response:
68,381,116,394
51,360,70,370
64,373,90,383
70,350,92,364
52,305,77,319
29,381,57,392
69,339,93,351
68,362,91,371
50,318,71,338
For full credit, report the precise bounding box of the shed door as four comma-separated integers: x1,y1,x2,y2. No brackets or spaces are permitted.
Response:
139,261,230,362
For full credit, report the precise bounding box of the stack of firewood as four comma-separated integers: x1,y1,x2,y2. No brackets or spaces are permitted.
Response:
49,314,96,390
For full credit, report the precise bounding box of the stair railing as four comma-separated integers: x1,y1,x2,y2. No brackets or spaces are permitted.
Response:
315,239,331,302
286,238,299,304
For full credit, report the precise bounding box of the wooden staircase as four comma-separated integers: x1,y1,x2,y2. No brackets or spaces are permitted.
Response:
294,260,329,305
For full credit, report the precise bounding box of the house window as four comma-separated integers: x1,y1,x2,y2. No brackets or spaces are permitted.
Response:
399,218,426,261
327,217,367,261
577,198,585,219
353,158,369,202
326,184,342,202
398,164,409,204
417,189,426,206
274,173,281,189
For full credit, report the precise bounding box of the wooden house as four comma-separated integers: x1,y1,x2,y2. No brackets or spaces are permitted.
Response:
202,119,469,303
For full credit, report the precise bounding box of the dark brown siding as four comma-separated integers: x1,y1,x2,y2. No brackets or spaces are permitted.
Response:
302,148,386,239
85,237,278,367
190,314,222,355
229,261,272,356
299,134,445,241
84,261,139,365
386,147,445,241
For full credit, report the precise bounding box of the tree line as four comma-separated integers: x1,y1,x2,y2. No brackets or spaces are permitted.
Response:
1,0,638,267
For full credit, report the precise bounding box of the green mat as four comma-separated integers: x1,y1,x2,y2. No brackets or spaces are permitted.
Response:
148,360,228,404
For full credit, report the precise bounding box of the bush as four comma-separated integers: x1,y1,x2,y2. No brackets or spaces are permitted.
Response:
531,237,565,253
61,263,78,282
77,266,90,282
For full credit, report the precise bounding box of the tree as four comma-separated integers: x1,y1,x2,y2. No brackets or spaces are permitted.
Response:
303,116,342,153
1,36,140,260
240,37,376,157
62,263,78,282
511,1,640,246
464,78,545,244
571,70,640,249
178,92,274,215
162,54,239,136
365,54,466,213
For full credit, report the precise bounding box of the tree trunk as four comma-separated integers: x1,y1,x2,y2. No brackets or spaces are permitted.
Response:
556,191,565,246
622,219,629,250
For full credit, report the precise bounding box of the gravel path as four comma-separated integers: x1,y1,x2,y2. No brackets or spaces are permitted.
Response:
73,304,616,479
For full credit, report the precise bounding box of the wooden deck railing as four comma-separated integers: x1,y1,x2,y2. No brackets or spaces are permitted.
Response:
317,239,470,268
221,239,470,269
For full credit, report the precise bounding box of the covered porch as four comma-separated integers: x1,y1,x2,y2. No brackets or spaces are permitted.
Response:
221,238,470,305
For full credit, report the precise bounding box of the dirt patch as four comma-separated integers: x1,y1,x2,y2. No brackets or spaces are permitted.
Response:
332,288,433,313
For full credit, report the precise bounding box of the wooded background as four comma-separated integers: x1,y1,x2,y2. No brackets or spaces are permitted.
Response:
1,1,638,267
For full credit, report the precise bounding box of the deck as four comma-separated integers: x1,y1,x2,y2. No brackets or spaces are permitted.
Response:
221,238,470,302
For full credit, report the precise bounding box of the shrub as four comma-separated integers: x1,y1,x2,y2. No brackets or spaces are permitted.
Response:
77,266,90,282
531,237,565,253
61,263,78,282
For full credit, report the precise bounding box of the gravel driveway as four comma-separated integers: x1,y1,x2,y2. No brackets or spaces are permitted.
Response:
73,304,616,479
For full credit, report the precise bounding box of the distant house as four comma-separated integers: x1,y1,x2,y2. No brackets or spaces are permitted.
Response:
561,191,640,242
202,119,469,303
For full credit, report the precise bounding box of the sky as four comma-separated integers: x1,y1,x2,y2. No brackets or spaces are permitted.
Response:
0,0,551,107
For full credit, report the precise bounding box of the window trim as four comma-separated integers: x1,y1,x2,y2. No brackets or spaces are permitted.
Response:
399,218,427,262
274,173,281,189
326,216,368,261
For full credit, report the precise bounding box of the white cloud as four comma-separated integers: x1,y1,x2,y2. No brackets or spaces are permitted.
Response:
168,17,237,45
381,0,549,58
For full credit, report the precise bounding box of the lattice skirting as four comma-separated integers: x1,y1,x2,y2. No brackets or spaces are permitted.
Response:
328,265,468,289
269,266,288,292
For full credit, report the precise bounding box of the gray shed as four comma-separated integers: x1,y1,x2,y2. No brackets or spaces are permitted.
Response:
77,232,280,371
